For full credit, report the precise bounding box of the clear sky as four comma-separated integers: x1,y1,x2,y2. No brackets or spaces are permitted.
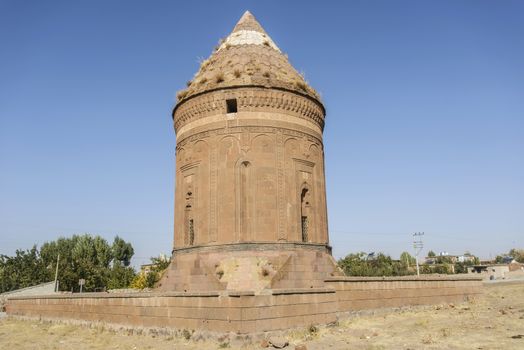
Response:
1,0,523,266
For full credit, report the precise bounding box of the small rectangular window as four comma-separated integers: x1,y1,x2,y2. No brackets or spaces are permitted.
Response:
226,99,237,113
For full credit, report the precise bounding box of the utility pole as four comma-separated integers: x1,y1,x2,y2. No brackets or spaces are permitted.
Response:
413,232,424,276
54,254,60,292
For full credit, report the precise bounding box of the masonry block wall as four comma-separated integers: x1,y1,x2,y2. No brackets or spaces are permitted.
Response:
6,277,482,333
6,289,338,333
173,89,328,247
326,276,483,313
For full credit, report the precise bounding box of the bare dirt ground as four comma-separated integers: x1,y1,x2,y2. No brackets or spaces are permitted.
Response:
1,282,523,350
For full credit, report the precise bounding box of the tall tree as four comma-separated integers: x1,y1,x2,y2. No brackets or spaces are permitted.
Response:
400,251,416,267
0,246,50,293
112,236,135,267
39,234,136,292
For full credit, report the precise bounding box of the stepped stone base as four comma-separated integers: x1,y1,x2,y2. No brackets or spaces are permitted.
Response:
5,276,483,334
157,243,342,293
3,239,484,335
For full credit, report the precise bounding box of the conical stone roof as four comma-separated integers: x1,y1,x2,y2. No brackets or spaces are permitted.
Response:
176,11,321,104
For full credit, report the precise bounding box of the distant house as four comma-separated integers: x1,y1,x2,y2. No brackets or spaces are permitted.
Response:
140,263,155,274
468,264,509,280
457,254,477,263
501,256,516,264
365,252,375,261
425,252,477,265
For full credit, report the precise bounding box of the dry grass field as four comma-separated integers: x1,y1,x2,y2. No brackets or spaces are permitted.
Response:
1,282,523,350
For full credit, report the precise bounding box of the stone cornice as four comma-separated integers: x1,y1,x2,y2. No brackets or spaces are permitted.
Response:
172,241,332,255
173,86,326,133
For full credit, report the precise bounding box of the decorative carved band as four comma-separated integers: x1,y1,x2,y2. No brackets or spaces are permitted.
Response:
173,87,325,133
175,125,323,151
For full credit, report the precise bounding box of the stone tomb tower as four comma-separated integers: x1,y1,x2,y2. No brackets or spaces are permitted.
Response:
159,11,341,292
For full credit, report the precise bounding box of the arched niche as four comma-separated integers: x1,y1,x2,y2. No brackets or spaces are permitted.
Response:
300,182,312,243
235,158,254,242
251,134,274,154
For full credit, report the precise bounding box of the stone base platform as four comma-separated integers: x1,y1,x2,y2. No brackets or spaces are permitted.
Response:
6,276,483,334
157,243,343,292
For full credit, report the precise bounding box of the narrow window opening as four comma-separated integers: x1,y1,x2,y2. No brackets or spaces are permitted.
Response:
301,216,309,242
226,98,238,113
184,187,194,246
189,219,194,246
301,188,310,243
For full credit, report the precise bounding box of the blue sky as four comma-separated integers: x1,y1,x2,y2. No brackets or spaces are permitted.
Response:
1,0,523,266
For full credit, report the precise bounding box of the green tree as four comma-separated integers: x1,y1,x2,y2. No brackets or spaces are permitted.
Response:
112,236,135,267
400,252,416,267
338,252,414,277
40,234,136,292
0,246,50,293
40,235,81,292
454,262,468,274
107,262,136,289
107,236,136,289
508,249,524,263
1,234,136,293
131,255,170,289
337,252,369,276
427,250,436,257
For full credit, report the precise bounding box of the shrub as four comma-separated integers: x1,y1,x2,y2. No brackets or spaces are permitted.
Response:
176,90,188,101
295,81,308,92
215,73,224,84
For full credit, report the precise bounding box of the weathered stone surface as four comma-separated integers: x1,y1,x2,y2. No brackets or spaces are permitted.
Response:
177,11,321,102
268,336,288,348
5,277,482,333
163,10,334,293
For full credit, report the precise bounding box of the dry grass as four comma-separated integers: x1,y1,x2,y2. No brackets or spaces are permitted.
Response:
295,80,308,92
215,73,224,84
176,89,188,101
0,318,216,350
301,282,524,350
1,282,523,349
199,58,210,71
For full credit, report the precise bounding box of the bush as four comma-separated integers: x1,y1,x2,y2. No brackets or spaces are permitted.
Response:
338,252,415,277
130,255,170,289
